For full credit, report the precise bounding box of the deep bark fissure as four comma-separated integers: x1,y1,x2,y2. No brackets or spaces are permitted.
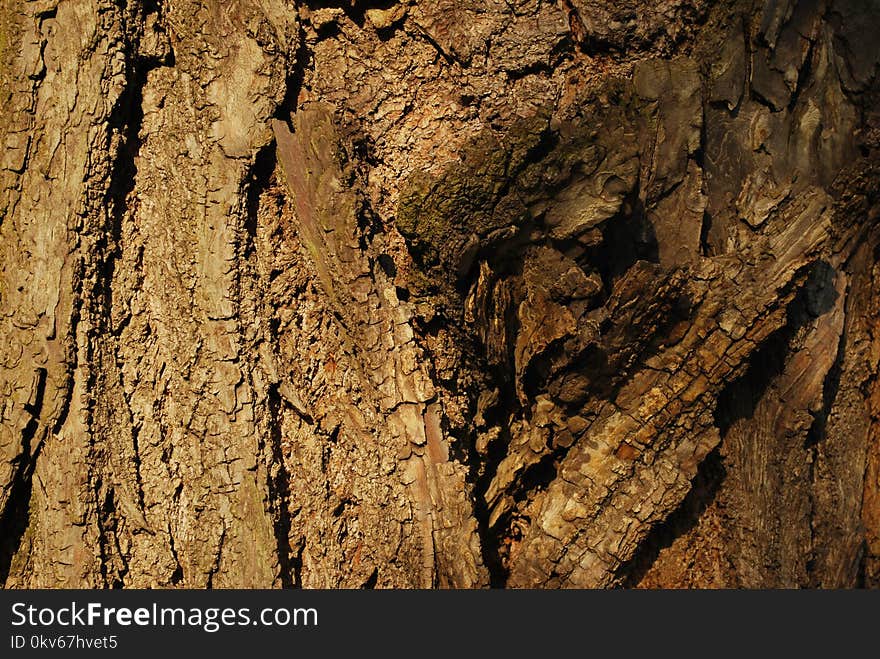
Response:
167,523,184,585
86,3,162,588
580,195,660,301
471,419,516,588
272,20,309,127
0,355,48,583
93,479,110,587
244,143,277,260
714,261,838,437
787,36,816,113
615,447,727,587
267,383,295,589
0,419,43,586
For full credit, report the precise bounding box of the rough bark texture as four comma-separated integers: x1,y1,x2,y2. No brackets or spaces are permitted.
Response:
1,0,878,588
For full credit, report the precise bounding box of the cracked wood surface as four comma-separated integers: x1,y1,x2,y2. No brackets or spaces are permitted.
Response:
0,0,878,588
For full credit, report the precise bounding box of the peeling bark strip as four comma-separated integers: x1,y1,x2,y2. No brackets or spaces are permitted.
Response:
1,0,879,588
271,108,485,587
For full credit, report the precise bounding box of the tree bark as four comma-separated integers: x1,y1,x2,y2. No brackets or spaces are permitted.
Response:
0,0,878,588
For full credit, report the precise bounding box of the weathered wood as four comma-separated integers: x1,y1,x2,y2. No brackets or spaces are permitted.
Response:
0,0,877,588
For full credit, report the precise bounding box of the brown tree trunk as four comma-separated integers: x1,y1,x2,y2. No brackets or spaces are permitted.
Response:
0,0,878,588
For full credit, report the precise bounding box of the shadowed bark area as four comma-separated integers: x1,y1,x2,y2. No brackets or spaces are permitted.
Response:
0,0,878,588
